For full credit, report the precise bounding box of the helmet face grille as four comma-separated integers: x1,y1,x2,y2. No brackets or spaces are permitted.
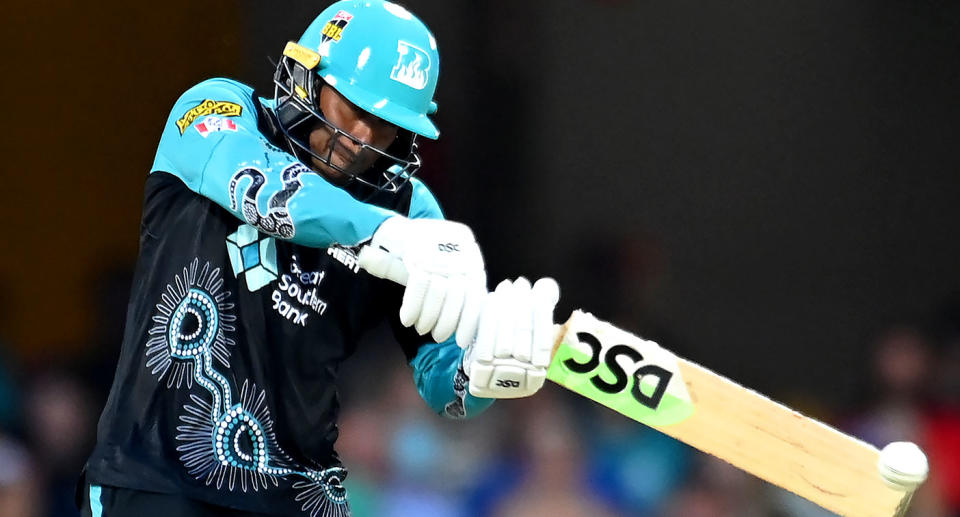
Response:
272,54,421,196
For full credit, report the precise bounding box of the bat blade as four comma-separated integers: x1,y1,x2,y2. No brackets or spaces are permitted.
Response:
547,310,920,517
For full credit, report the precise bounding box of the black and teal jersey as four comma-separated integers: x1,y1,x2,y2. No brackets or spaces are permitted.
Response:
84,78,491,516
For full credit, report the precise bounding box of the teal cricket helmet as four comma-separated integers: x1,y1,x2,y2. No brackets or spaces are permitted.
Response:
302,0,440,139
274,0,440,192
272,0,440,194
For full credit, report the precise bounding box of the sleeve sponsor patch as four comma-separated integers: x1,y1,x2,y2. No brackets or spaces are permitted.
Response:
176,99,243,134
194,115,238,138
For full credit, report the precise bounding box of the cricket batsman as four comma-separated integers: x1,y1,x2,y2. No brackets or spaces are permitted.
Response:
79,1,560,515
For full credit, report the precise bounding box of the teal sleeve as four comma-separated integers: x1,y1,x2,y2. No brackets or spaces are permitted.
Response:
407,177,444,220
409,338,493,419
150,78,394,247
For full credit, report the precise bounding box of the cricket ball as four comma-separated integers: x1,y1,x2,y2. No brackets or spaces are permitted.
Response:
877,441,929,490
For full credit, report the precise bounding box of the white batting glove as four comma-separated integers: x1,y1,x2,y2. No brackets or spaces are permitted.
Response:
465,277,560,399
358,216,486,347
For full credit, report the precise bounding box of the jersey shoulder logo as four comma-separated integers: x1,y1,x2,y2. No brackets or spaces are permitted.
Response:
176,99,243,134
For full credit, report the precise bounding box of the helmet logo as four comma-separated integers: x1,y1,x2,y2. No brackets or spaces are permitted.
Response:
390,41,431,90
320,10,353,49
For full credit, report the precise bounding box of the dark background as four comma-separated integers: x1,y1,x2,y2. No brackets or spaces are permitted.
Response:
1,1,959,515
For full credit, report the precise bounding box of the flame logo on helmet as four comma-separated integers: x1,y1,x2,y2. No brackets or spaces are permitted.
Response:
390,41,431,90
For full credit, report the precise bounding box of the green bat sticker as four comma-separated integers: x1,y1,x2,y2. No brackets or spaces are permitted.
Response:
546,313,695,427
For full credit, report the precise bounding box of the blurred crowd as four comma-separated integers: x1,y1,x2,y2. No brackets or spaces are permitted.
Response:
0,260,957,517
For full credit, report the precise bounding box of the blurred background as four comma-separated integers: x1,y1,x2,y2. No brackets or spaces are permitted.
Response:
1,0,959,515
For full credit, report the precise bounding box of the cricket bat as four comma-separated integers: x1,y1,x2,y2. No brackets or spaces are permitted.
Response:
354,247,928,516
548,310,929,517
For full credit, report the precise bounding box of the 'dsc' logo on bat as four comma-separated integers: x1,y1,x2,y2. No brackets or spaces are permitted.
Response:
562,331,674,410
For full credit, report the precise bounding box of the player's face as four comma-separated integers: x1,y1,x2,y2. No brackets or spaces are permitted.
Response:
308,85,399,185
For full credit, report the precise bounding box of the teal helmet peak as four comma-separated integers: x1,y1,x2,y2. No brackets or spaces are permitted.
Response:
272,0,440,194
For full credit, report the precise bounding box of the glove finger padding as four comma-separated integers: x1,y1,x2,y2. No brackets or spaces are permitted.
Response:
357,246,409,285
511,277,534,363
399,268,430,327
532,278,560,368
493,280,518,359
472,289,498,363
415,276,449,335
455,281,485,349
431,277,465,342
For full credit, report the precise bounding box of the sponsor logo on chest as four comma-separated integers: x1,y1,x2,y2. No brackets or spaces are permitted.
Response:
267,246,362,327
257,238,367,327
270,254,328,327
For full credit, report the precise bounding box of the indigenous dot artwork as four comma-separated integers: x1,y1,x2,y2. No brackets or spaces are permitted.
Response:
146,258,349,516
